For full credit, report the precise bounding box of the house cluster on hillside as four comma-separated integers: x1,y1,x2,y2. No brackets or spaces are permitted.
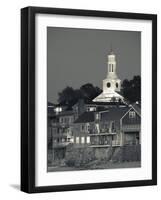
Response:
48,50,141,161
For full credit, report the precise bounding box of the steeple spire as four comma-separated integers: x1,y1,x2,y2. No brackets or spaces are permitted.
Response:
92,48,123,103
110,43,112,52
110,43,114,54
107,48,117,79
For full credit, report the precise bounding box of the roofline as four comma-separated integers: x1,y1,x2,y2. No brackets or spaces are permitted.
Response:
120,105,141,120
97,106,128,115
120,107,133,120
130,104,141,117
97,110,109,114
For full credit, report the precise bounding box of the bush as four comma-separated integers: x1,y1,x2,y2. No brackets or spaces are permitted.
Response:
65,158,75,167
65,147,95,168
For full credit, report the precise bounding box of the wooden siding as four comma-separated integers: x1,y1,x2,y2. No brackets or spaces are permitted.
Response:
122,109,141,125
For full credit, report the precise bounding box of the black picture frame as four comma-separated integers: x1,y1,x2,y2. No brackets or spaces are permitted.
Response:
21,6,157,193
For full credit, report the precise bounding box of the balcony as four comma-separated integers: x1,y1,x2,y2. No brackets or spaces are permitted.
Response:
89,129,116,136
122,124,140,132
89,132,116,136
90,140,120,147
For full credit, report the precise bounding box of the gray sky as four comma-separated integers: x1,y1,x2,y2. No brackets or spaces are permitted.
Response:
47,27,141,104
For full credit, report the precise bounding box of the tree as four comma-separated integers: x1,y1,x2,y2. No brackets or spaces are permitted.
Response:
58,86,78,107
80,83,102,100
122,75,141,103
57,83,102,108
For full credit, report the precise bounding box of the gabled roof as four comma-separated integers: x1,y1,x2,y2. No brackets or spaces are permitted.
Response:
100,106,131,121
73,104,141,123
92,91,124,103
74,112,95,123
131,103,141,115
86,101,125,106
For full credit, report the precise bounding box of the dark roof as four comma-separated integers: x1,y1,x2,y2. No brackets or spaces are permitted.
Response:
74,112,95,123
48,101,55,107
48,110,56,118
86,102,125,106
85,101,125,106
57,110,74,117
72,99,126,107
100,106,130,121
48,102,55,117
74,105,141,123
131,103,141,115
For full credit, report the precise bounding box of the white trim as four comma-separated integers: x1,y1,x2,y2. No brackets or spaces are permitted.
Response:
120,107,133,120
121,106,141,120
130,105,141,117
98,110,109,114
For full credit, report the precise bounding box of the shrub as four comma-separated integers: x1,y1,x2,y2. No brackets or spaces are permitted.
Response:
65,147,95,168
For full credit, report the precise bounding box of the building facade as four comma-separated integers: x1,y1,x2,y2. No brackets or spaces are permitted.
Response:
73,105,141,148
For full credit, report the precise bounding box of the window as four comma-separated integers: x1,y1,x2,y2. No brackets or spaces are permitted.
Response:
85,123,90,132
111,121,115,132
116,82,118,88
112,135,116,141
55,107,62,113
88,107,96,112
129,111,136,118
81,137,85,144
70,117,73,123
76,137,79,144
81,125,85,131
62,138,65,142
95,113,100,120
86,136,90,144
109,64,114,72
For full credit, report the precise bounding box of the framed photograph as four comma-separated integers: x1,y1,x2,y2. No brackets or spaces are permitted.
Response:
21,6,157,193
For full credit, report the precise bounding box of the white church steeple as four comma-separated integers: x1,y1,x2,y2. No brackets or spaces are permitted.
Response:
107,51,117,79
103,50,121,93
93,49,124,103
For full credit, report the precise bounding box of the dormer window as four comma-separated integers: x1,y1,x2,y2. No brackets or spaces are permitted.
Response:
129,111,136,118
